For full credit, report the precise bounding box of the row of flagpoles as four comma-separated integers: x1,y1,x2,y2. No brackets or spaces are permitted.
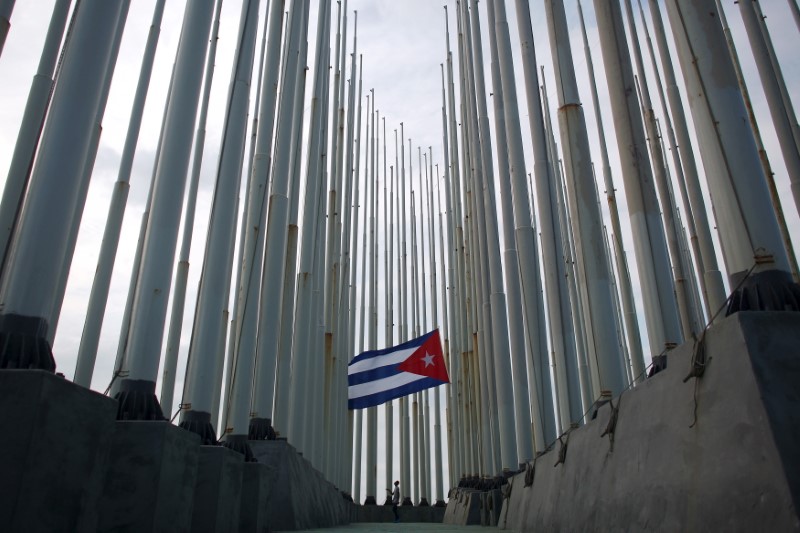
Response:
1,0,799,509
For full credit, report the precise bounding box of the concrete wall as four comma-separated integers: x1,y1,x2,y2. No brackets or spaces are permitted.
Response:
0,370,117,533
249,440,350,530
499,312,800,532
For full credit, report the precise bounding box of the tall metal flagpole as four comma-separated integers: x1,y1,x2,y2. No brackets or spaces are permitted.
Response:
220,0,272,434
383,119,395,504
713,0,799,282
717,0,800,281
487,0,544,463
331,10,356,483
0,0,127,370
49,2,130,347
178,0,260,443
158,0,224,415
457,2,494,475
0,0,71,281
281,0,330,460
545,0,630,402
347,66,366,498
665,0,800,311
636,0,708,324
488,0,554,449
623,0,697,340
222,0,286,442
399,122,412,505
575,1,645,385
439,61,463,484
333,11,356,445
593,0,682,358
517,0,583,429
428,156,446,506
102,2,214,419
737,0,800,218
444,8,470,477
276,0,313,459
74,0,166,387
365,92,379,506
467,0,524,470
252,0,309,448
647,0,728,314
541,79,593,412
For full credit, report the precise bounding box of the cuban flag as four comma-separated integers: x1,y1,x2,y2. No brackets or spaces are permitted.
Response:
347,329,450,410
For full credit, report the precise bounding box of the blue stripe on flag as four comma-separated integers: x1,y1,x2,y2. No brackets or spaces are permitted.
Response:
347,376,443,410
348,364,402,386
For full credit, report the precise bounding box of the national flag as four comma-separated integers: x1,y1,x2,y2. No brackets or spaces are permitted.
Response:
347,329,449,410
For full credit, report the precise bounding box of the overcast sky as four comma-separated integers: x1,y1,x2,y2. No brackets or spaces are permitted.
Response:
1,0,798,499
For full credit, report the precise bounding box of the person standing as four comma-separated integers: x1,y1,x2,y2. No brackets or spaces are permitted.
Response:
391,480,400,522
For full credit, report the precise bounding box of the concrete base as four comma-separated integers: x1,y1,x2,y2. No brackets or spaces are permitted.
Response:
191,446,244,533
249,440,350,530
97,421,200,532
352,503,446,523
239,462,271,533
442,488,482,525
499,312,800,532
0,370,117,532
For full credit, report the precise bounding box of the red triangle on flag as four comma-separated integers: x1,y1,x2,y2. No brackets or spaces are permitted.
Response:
397,330,450,382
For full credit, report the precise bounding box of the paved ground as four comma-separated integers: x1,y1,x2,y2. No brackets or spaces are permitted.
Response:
299,524,498,532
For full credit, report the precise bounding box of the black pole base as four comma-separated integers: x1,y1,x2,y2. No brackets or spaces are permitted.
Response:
418,497,430,506
383,496,393,505
727,268,800,315
434,499,446,507
363,495,377,505
248,417,276,440
222,433,256,461
179,410,217,445
401,497,413,506
114,378,165,421
0,313,55,371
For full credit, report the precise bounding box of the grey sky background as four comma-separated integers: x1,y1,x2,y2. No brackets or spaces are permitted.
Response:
1,0,798,501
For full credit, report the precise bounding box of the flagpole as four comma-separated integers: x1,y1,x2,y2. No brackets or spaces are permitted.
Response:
444,7,469,480
0,0,70,281
540,80,594,415
713,0,799,282
399,122,412,506
457,1,493,476
178,0,261,445
429,157,446,507
593,0,683,359
365,90,379,506
623,0,697,342
738,0,800,219
488,0,554,449
438,61,460,488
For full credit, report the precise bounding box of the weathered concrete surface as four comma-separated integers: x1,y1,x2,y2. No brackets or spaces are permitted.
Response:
443,488,482,525
250,440,350,530
97,421,200,532
239,462,272,533
0,370,117,533
499,312,800,532
190,445,244,533
351,503,446,523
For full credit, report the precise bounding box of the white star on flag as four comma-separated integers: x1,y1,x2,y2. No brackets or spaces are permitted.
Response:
422,352,435,367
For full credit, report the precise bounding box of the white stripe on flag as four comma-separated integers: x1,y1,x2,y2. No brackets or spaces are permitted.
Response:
347,346,417,375
348,370,425,399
